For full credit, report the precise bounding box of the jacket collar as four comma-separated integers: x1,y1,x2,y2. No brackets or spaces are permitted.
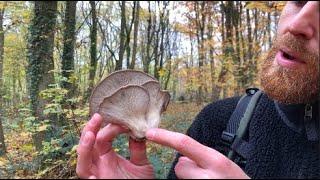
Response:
274,100,319,141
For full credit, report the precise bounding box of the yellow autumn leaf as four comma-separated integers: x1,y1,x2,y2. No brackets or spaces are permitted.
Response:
36,124,49,132
0,157,8,166
20,132,30,138
21,143,34,153
70,158,77,167
158,69,166,77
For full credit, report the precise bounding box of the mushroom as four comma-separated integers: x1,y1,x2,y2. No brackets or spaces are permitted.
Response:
89,70,170,140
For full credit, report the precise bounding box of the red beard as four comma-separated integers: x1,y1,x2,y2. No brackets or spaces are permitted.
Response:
260,33,319,104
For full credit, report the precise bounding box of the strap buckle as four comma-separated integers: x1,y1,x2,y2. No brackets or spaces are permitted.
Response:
221,131,236,147
245,88,259,96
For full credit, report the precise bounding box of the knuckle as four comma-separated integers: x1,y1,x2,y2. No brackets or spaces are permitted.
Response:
96,130,104,144
177,136,192,150
215,155,232,169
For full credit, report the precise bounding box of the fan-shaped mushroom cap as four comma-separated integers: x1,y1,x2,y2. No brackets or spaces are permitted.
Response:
89,70,170,140
89,70,156,116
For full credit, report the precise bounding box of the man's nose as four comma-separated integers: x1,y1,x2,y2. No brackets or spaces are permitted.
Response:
288,2,318,40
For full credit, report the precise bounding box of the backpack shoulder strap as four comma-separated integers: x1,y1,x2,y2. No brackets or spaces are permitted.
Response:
221,88,262,162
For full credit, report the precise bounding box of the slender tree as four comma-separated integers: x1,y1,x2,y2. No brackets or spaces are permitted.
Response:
142,1,154,73
158,1,169,76
86,1,97,100
207,2,219,101
245,7,253,88
130,1,140,69
26,1,58,150
125,2,135,69
218,1,234,98
0,1,7,156
194,1,207,102
62,1,77,101
153,2,160,80
116,1,126,70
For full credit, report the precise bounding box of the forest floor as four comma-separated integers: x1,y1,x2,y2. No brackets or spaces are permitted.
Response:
0,101,206,179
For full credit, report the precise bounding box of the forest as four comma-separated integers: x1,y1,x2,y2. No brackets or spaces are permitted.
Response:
0,1,284,178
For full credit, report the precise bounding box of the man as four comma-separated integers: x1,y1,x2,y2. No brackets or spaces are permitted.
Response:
76,1,319,179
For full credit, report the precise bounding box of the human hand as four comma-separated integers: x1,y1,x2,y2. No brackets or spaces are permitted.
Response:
76,113,155,179
146,128,250,179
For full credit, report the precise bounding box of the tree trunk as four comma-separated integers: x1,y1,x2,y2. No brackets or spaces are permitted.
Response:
130,1,140,69
233,1,241,94
125,2,135,69
27,1,57,150
207,9,219,102
116,1,126,70
164,37,172,90
218,1,234,98
86,1,97,100
246,8,253,61
143,1,153,73
245,8,253,88
267,10,272,49
62,1,77,98
153,12,160,80
239,2,245,73
158,2,168,78
0,2,7,156
195,1,206,103
239,2,247,93
189,32,194,67
252,8,259,84
164,16,173,90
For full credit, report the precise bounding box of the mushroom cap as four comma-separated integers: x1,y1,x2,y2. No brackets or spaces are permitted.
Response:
89,70,170,140
89,69,156,116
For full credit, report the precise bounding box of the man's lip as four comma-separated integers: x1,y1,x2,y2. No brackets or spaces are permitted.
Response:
276,50,306,69
280,47,305,63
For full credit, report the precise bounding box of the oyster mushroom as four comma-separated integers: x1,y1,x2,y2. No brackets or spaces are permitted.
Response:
89,69,156,117
89,70,170,140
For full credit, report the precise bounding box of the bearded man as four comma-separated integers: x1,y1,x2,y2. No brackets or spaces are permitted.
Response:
76,1,319,179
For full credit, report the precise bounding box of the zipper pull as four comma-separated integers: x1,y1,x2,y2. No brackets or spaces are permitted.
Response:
304,104,318,141
304,104,312,121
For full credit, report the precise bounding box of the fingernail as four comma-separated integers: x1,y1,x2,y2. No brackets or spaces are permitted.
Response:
90,113,100,125
179,156,188,161
93,113,100,119
146,129,156,140
83,132,91,145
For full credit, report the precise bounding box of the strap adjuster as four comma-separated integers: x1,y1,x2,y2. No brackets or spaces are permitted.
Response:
221,131,236,146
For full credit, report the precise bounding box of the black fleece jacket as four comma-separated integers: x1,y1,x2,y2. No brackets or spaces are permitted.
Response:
167,92,319,179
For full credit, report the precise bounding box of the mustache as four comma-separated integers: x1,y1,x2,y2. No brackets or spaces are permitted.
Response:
260,32,320,104
272,33,319,64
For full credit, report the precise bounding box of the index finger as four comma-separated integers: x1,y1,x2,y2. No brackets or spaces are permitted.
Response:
81,113,103,138
146,128,222,168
